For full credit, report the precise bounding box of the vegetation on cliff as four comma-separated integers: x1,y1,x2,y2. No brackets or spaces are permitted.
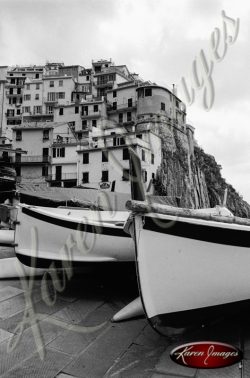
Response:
194,146,250,218
154,122,250,218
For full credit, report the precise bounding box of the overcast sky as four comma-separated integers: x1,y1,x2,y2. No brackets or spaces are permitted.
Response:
1,0,249,202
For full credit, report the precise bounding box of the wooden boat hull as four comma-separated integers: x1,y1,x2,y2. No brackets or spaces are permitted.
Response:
15,204,135,267
134,212,250,329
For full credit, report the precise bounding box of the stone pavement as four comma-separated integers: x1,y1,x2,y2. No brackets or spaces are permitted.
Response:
0,247,248,377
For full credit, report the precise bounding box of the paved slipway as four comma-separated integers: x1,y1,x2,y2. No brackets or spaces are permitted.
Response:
0,246,249,377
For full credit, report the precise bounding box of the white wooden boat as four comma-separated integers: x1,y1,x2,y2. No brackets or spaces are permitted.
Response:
15,204,135,267
126,148,250,331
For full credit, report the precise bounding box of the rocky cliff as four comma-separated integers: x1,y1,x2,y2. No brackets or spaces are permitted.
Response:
153,120,250,218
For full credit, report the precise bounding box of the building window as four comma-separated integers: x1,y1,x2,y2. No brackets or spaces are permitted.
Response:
145,88,152,97
59,80,63,87
112,102,117,110
123,148,129,160
42,166,48,177
113,90,117,98
86,76,89,81
78,132,82,140
34,106,42,114
58,92,65,99
128,98,132,107
36,84,40,90
122,169,130,181
16,109,21,115
26,84,30,90
50,81,54,87
109,74,115,81
23,106,30,113
94,104,98,112
82,85,90,93
59,108,64,116
83,152,89,164
47,92,57,101
142,149,145,161
92,119,97,127
118,113,123,124
151,153,154,164
136,134,142,139
143,170,147,182
16,130,22,141
35,73,39,79
7,109,14,117
102,151,108,162
53,147,65,158
47,106,53,114
127,112,132,122
24,94,31,101
82,120,87,130
113,137,125,147
10,78,15,84
35,94,39,100
75,106,79,114
43,129,49,140
82,105,88,116
60,147,65,157
101,170,109,182
82,172,89,184
161,102,165,111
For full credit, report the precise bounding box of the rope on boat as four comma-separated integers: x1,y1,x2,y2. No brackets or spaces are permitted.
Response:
126,200,250,227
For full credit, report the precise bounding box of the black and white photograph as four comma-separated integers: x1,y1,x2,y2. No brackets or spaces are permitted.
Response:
0,0,249,377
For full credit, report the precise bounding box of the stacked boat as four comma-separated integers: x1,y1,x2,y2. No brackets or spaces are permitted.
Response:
1,147,250,333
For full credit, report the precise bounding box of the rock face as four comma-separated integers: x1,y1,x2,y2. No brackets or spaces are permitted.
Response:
154,121,250,218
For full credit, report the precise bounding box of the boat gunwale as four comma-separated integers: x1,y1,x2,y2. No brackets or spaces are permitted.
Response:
135,213,250,247
126,200,250,228
18,204,128,224
18,206,130,237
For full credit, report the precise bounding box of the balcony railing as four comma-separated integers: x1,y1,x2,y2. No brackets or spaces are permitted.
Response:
107,102,137,112
95,80,114,88
53,137,77,144
46,172,77,181
76,134,149,151
43,98,58,104
81,110,101,118
23,112,53,117
18,155,51,163
6,83,24,88
5,113,22,119
6,92,22,97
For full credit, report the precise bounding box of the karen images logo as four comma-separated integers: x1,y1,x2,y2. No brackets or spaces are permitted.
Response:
170,341,242,369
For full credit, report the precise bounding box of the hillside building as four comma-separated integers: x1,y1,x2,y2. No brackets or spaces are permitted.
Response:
0,59,188,194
